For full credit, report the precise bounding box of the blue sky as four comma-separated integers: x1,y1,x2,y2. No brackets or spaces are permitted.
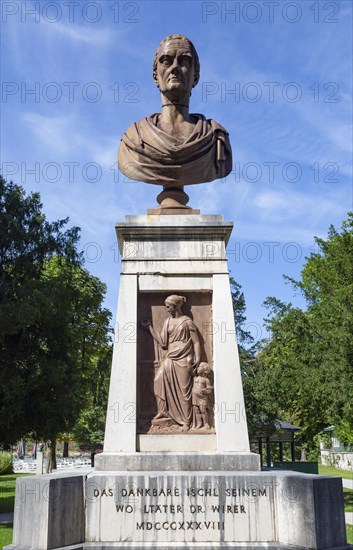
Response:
1,0,352,340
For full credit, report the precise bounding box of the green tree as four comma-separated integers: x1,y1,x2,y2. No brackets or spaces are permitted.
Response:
0,177,80,446
255,213,353,456
27,257,112,463
287,214,353,435
73,343,112,448
229,277,271,438
230,277,253,352
0,177,112,457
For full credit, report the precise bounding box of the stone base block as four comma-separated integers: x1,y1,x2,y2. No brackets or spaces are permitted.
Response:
94,452,260,471
85,471,347,548
5,470,350,550
137,434,216,452
7,471,86,550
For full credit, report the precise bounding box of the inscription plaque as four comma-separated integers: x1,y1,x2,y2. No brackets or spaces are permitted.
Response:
86,473,277,543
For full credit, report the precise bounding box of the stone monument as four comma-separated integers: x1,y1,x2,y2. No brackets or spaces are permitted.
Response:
6,34,349,550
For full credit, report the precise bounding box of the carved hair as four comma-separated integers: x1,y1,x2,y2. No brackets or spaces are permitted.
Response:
153,34,200,89
165,294,186,308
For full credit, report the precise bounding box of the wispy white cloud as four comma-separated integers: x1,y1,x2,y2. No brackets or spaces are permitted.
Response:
22,112,119,167
244,186,348,241
92,140,119,168
22,113,74,155
255,187,345,221
44,20,112,47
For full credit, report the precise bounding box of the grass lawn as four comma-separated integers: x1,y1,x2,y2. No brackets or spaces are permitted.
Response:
0,523,13,547
347,523,353,544
0,474,34,548
0,473,33,514
319,464,353,480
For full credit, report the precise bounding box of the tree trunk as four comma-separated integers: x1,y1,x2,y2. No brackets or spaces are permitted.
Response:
51,438,57,470
63,441,69,458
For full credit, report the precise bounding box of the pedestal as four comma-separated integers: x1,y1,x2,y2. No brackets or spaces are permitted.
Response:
6,214,350,550
7,469,348,549
98,214,254,464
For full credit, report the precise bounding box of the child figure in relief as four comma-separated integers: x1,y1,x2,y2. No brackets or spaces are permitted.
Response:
192,362,213,429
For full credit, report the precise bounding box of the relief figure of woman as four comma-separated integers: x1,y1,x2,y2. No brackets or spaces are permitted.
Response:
143,295,201,432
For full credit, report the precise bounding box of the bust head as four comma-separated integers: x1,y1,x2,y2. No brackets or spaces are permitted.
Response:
153,34,200,94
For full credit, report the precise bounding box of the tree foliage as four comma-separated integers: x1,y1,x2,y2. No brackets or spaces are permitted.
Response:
252,214,353,454
229,277,271,438
27,257,112,443
0,177,112,448
72,343,112,447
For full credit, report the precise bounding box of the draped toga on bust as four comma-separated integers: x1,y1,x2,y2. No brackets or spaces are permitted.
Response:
118,113,232,186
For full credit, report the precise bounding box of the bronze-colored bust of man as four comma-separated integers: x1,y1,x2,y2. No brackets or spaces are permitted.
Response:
118,34,232,209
